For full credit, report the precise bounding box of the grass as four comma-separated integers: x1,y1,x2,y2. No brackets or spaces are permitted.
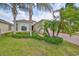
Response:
0,36,79,56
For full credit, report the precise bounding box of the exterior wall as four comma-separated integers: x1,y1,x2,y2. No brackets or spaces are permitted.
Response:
0,22,13,34
33,20,45,34
16,22,30,32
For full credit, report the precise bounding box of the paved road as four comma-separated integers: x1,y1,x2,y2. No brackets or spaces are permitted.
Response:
48,29,79,45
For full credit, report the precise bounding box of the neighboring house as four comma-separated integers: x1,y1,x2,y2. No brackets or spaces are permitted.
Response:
33,20,45,34
16,20,36,32
0,19,13,34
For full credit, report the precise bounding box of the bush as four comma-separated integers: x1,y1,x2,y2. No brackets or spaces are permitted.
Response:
12,32,30,38
3,32,63,45
3,32,13,37
31,32,43,40
44,35,63,45
12,32,43,40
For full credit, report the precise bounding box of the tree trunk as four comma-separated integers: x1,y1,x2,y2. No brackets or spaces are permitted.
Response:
56,27,60,36
52,12,55,36
52,29,55,36
29,4,33,36
50,7,56,37
13,15,16,34
12,4,17,34
46,29,50,36
56,21,62,36
56,10,63,36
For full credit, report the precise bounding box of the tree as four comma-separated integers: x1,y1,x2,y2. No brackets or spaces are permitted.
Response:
56,3,79,36
49,4,56,36
12,4,17,34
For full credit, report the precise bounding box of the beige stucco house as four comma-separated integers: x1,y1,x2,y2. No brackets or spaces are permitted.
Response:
33,20,45,34
0,19,45,34
0,19,13,34
0,19,36,34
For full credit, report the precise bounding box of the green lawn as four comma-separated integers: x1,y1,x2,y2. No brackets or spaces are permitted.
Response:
0,36,79,56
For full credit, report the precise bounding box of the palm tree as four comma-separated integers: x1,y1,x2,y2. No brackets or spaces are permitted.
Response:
19,3,53,36
12,4,17,34
56,3,78,36
65,3,74,8
0,3,18,34
29,3,33,36
49,4,57,36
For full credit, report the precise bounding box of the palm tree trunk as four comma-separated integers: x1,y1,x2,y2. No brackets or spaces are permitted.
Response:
12,4,17,34
29,4,32,36
51,9,56,36
56,25,61,36
13,15,16,34
52,29,55,36
56,20,62,36
46,29,50,36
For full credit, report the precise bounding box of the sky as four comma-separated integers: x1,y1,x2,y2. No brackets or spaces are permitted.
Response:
0,3,79,23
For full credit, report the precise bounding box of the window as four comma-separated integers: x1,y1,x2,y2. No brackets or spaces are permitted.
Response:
21,26,27,31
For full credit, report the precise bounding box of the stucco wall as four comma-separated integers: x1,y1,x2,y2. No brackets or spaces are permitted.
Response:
16,22,30,32
33,20,45,34
0,22,13,34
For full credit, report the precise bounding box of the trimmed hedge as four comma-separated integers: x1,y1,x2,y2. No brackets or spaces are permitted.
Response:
12,32,30,38
3,32,63,45
44,35,63,45
12,32,43,40
2,32,13,37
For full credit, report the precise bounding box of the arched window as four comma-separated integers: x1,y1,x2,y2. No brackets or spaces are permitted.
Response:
21,26,27,31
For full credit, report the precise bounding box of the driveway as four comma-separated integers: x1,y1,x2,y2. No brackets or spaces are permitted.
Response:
48,29,79,46
58,33,79,45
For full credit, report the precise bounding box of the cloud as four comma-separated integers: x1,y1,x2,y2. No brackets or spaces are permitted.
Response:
0,10,13,23
0,4,60,23
16,10,26,20
0,10,59,22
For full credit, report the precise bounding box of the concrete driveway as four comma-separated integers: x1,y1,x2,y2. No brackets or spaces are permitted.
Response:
48,29,79,46
58,33,79,45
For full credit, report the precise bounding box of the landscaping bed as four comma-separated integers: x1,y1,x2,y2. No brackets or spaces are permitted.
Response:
3,32,63,45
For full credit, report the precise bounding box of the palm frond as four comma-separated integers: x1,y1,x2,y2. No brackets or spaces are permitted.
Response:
18,3,34,12
36,3,53,12
0,3,11,10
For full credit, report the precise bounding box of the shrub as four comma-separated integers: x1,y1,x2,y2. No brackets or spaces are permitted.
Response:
12,32,43,40
31,32,43,40
3,32,63,45
3,32,13,37
44,35,63,45
12,32,30,38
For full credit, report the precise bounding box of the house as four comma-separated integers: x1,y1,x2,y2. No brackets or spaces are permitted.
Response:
0,19,13,34
33,20,45,34
0,19,36,34
0,19,45,34
16,20,36,32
